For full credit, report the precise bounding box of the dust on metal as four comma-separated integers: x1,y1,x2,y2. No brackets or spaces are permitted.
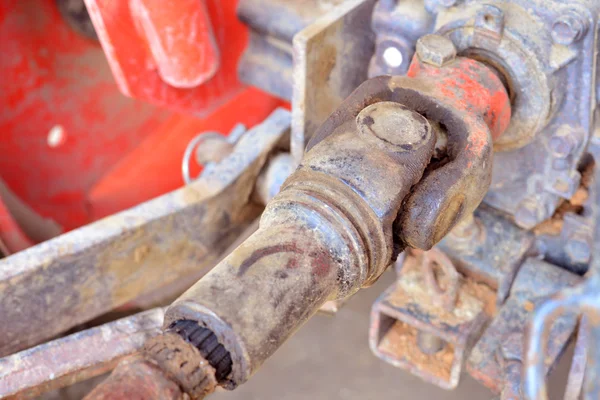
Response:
0,308,164,399
0,108,291,357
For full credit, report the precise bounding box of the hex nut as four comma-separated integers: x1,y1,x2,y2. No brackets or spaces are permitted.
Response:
565,236,591,264
552,11,587,45
416,34,457,67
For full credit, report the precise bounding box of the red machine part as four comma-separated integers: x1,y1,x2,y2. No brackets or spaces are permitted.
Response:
84,0,249,114
127,0,220,89
0,0,283,234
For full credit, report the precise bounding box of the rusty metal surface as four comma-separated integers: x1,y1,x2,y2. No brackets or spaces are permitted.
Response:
368,0,598,243
163,101,437,392
370,250,491,389
467,258,581,393
524,273,600,400
237,0,345,100
0,308,164,399
83,357,184,400
438,205,534,306
144,328,219,399
290,0,376,161
563,317,589,400
522,128,600,400
309,43,510,249
439,0,598,226
0,108,291,357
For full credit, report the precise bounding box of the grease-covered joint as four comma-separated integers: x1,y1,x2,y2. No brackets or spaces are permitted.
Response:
163,100,436,389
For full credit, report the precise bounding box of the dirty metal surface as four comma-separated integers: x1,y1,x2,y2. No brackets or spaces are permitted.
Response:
0,108,291,357
438,205,534,306
237,0,345,100
439,0,598,225
143,328,220,399
467,258,581,393
369,0,598,234
0,308,164,399
309,43,510,249
163,101,437,393
522,132,600,399
368,0,433,77
563,317,589,400
524,273,600,400
83,356,184,400
290,0,376,161
370,251,491,389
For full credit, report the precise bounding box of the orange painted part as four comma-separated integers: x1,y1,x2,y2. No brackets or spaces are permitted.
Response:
88,88,285,220
85,0,248,115
406,55,511,142
130,0,219,88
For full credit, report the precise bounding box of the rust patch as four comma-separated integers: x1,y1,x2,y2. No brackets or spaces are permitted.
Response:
84,357,183,400
378,321,455,381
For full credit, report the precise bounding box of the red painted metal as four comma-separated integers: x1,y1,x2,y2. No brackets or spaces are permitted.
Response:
128,0,219,89
0,0,281,234
88,88,284,220
84,0,249,115
406,56,511,142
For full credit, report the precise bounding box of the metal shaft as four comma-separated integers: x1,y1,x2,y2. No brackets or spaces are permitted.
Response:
161,102,436,392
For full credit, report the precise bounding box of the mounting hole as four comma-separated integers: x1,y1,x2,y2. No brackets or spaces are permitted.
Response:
383,46,403,68
47,125,66,148
483,14,494,25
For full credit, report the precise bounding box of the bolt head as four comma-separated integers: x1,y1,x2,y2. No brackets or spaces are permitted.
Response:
416,34,457,67
356,102,432,150
514,204,538,230
549,135,574,157
566,238,591,264
514,197,552,230
552,12,586,45
552,158,569,171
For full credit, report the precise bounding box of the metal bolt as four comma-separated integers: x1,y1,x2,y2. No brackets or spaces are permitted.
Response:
356,102,432,150
498,333,522,363
565,235,591,264
549,134,575,158
417,331,446,355
514,197,553,230
416,34,457,67
552,11,587,45
448,213,485,254
475,5,505,35
552,178,570,194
